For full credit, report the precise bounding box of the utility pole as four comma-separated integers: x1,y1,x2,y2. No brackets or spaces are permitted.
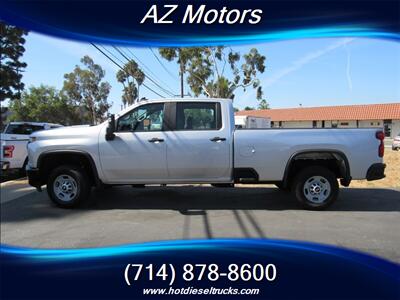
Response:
179,48,184,98
180,69,184,98
137,80,140,102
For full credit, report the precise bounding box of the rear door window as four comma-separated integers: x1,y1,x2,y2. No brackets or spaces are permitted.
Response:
176,102,221,131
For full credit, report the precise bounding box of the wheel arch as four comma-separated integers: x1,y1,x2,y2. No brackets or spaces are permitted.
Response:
37,150,101,186
282,150,351,188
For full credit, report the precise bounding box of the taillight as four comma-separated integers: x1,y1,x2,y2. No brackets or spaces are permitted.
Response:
3,145,15,158
376,131,384,157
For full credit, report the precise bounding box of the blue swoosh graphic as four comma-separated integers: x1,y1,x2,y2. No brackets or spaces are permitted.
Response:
1,239,398,276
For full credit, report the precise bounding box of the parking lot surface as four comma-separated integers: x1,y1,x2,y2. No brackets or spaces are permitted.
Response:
1,181,399,262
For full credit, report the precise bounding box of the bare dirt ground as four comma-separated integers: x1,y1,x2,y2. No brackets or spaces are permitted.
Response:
349,150,399,188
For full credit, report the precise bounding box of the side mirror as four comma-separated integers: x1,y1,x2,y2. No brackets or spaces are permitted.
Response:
105,114,116,141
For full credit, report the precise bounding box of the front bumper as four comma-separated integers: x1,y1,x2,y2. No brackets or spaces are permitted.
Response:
26,166,42,189
1,161,10,170
366,163,386,181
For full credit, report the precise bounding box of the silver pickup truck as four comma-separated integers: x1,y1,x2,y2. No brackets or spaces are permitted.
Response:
27,98,386,210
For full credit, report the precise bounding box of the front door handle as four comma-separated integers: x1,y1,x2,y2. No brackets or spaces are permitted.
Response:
148,138,164,143
210,137,226,142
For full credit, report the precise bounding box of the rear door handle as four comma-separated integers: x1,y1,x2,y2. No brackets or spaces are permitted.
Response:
148,138,164,143
210,137,226,142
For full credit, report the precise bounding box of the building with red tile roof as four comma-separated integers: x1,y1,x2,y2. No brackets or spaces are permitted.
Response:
236,103,400,138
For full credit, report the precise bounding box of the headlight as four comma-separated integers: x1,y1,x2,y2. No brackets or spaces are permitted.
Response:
29,136,37,143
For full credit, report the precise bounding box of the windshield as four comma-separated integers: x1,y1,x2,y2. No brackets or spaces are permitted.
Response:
5,124,44,135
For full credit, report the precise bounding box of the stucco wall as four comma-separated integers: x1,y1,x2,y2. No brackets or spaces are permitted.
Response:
281,121,313,128
271,119,399,137
358,120,382,127
391,120,400,138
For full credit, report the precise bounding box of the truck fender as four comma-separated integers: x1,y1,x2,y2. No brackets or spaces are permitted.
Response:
37,150,102,187
282,150,351,188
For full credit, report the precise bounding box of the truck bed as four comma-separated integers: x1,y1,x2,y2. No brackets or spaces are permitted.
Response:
234,128,381,181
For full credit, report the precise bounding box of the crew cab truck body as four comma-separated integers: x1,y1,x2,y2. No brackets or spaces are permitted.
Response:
1,122,62,174
26,99,386,210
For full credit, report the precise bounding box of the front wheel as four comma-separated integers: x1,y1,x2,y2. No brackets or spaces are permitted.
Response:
47,165,91,208
292,166,339,210
18,158,28,177
275,182,290,191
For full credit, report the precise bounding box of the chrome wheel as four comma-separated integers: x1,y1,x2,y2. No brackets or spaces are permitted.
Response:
303,176,331,204
53,174,78,202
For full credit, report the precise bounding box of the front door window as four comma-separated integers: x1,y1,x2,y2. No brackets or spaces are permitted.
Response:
117,103,164,132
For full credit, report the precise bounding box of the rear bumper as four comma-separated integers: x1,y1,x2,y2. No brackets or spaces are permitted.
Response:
26,166,42,188
1,161,10,170
366,163,386,181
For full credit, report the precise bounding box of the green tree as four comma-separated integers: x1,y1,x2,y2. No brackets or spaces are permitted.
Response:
9,85,80,125
159,47,266,100
258,99,270,110
256,87,270,109
159,47,203,97
62,55,111,124
116,60,145,107
0,22,28,101
244,106,255,111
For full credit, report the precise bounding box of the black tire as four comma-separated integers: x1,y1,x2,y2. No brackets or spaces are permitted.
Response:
132,184,145,188
275,182,290,191
47,165,91,208
291,166,339,210
211,183,234,188
18,158,28,177
102,184,114,189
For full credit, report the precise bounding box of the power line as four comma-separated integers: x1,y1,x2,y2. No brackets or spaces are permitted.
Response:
149,47,177,80
102,45,160,93
99,45,126,66
113,46,175,97
123,47,176,93
91,43,166,98
100,45,171,96
118,47,176,97
125,47,159,79
91,43,124,70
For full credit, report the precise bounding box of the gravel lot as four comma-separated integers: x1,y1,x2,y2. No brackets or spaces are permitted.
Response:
350,150,400,188
1,182,399,262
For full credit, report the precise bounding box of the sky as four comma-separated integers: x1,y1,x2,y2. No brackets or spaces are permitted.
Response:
16,32,400,114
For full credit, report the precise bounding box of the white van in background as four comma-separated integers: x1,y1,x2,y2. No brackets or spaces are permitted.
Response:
235,115,271,129
1,122,62,174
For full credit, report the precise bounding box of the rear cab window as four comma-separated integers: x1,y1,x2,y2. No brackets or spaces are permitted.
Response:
5,124,44,135
176,102,222,131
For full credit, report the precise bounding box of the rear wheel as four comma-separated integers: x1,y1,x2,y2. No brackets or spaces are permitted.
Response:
47,165,91,208
292,166,338,210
